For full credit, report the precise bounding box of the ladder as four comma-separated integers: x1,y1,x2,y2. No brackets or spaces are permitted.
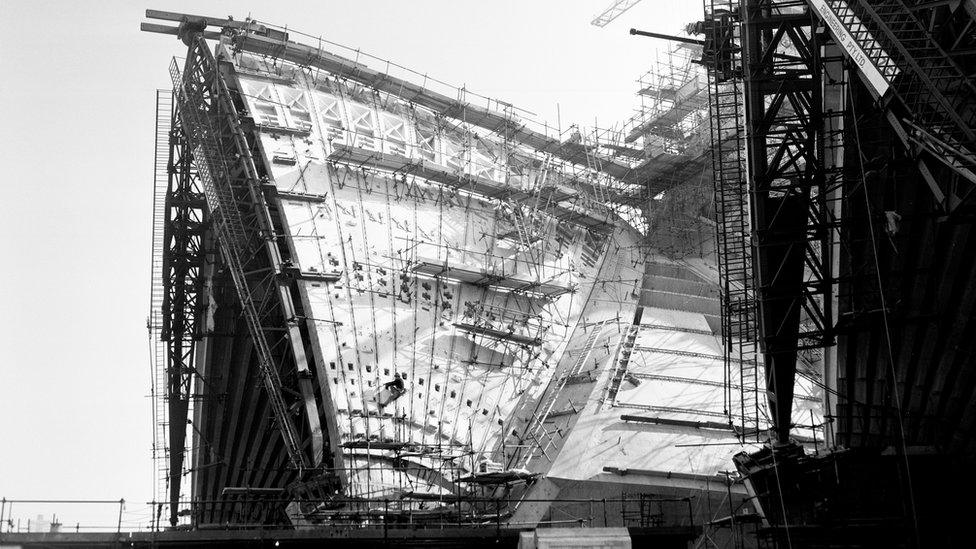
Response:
580,130,611,206
518,320,608,467
508,203,546,282
705,0,761,438
169,43,309,471
510,204,535,251
606,323,640,403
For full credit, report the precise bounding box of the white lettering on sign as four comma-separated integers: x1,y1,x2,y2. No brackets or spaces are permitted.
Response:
808,0,895,96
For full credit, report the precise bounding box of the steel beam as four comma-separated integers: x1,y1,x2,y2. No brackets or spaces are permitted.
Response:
741,0,835,443
160,89,209,525
169,34,323,488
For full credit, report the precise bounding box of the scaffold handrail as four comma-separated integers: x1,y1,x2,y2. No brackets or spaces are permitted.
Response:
149,89,172,505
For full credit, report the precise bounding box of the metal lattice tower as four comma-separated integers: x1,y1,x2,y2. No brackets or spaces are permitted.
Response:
816,0,976,209
169,39,312,474
833,1,976,143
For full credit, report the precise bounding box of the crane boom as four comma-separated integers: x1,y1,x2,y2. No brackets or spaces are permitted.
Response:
591,0,644,27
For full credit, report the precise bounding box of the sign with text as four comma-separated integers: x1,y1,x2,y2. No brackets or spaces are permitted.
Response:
808,0,897,97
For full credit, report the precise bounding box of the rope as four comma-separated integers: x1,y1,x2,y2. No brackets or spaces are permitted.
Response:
848,67,921,547
768,446,793,549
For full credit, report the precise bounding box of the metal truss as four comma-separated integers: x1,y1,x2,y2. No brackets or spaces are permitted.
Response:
741,0,835,443
828,0,976,144
812,0,976,210
158,87,209,524
591,0,644,27
168,31,323,498
704,0,976,444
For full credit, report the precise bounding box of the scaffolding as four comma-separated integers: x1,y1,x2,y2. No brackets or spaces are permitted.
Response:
703,0,762,440
141,8,789,530
217,41,631,506
149,89,172,505
150,80,213,527
621,42,715,261
625,43,708,157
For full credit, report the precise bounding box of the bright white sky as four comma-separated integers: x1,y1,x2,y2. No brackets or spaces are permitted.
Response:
0,0,699,530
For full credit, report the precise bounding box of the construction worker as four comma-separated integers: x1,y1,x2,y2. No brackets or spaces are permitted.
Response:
686,9,739,83
384,373,406,397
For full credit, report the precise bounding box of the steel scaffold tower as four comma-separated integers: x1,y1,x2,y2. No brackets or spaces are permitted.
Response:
704,0,762,438
154,85,209,523
741,0,837,444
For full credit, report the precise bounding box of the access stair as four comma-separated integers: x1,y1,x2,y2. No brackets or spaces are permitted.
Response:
606,323,641,403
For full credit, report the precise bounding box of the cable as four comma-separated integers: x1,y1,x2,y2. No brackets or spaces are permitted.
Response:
848,69,921,548
768,444,793,549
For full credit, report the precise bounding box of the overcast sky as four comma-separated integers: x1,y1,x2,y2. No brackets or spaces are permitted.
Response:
0,0,699,530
